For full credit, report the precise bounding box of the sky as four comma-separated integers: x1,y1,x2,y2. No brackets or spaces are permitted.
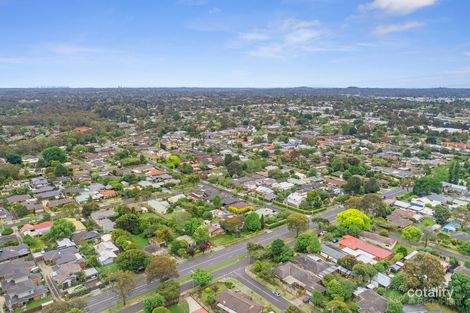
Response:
0,0,469,88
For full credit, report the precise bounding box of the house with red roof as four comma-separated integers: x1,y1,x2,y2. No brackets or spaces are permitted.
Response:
338,235,393,261
20,221,52,238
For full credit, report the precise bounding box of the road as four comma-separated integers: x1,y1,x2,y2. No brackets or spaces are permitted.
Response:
316,206,345,224
231,267,291,311
118,258,291,313
85,225,294,313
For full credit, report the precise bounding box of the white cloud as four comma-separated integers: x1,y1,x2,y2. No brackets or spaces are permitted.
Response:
237,18,325,58
373,21,424,35
360,0,438,15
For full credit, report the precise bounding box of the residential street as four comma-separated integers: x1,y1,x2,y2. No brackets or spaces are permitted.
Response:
85,225,294,313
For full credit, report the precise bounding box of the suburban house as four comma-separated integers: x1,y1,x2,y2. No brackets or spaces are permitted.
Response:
356,289,388,313
359,231,397,250
95,241,120,266
215,290,263,313
20,221,52,237
338,235,393,262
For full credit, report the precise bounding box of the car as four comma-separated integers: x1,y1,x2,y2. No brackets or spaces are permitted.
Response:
302,296,311,303
318,230,327,236
332,238,339,243
272,291,281,297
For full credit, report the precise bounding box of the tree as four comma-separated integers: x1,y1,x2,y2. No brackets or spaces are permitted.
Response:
220,216,243,236
336,209,371,230
310,290,325,308
191,269,213,287
387,300,403,313
167,155,181,169
5,152,22,164
312,217,330,230
325,299,351,313
42,146,67,163
346,194,388,218
116,249,149,272
364,178,380,193
227,161,243,177
433,205,451,225
115,214,140,234
449,272,470,313
401,226,422,244
344,175,363,195
413,176,442,196
193,224,210,244
66,309,84,313
48,218,76,240
143,294,166,313
109,270,137,305
294,233,320,253
458,241,470,255
212,195,221,208
269,239,293,263
146,256,179,283
82,200,99,218
338,255,359,270
402,253,445,290
244,212,261,232
155,280,180,305
287,213,308,237
448,160,461,184
352,263,378,283
42,299,85,313
54,163,70,177
155,225,175,243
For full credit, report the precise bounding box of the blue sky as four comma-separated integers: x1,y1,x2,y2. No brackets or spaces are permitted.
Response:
0,0,469,88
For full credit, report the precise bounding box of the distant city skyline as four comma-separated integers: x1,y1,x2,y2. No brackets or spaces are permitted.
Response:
0,0,469,88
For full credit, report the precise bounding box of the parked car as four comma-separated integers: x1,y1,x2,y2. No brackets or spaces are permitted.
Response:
303,296,311,303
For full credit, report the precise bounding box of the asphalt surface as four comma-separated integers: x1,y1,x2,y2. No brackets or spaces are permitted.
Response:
85,225,293,313
317,206,345,224
231,267,291,311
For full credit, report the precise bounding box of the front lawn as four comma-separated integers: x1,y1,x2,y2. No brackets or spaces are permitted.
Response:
168,299,189,313
131,234,149,249
14,296,52,313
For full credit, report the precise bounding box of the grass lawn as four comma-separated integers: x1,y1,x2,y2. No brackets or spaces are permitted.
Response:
211,231,262,247
98,263,120,280
131,234,149,249
168,299,189,313
14,296,52,313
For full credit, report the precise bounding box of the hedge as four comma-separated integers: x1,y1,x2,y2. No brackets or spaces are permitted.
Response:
272,201,326,215
227,206,254,214
265,219,287,229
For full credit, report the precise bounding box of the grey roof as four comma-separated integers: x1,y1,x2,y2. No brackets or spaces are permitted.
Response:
0,244,29,262
321,244,347,260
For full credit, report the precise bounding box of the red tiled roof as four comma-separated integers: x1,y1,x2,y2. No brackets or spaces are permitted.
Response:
338,235,392,260
21,221,52,232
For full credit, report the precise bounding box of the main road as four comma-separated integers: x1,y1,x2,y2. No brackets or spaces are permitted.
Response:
85,225,294,313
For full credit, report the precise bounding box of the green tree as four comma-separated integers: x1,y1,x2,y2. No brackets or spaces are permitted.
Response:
336,209,371,230
449,272,470,313
325,299,351,313
193,224,210,244
244,212,261,232
143,294,166,313
48,218,76,240
116,249,149,272
344,175,363,195
294,233,320,253
191,269,213,287
285,306,303,313
352,262,378,283
269,239,293,263
42,146,67,164
109,270,137,305
433,205,451,225
54,164,70,177
145,256,179,283
402,254,445,290
212,195,221,208
387,300,403,313
5,152,22,164
115,214,140,234
155,280,181,305
448,160,461,184
401,226,422,244
413,176,442,196
287,213,308,237
458,241,470,255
